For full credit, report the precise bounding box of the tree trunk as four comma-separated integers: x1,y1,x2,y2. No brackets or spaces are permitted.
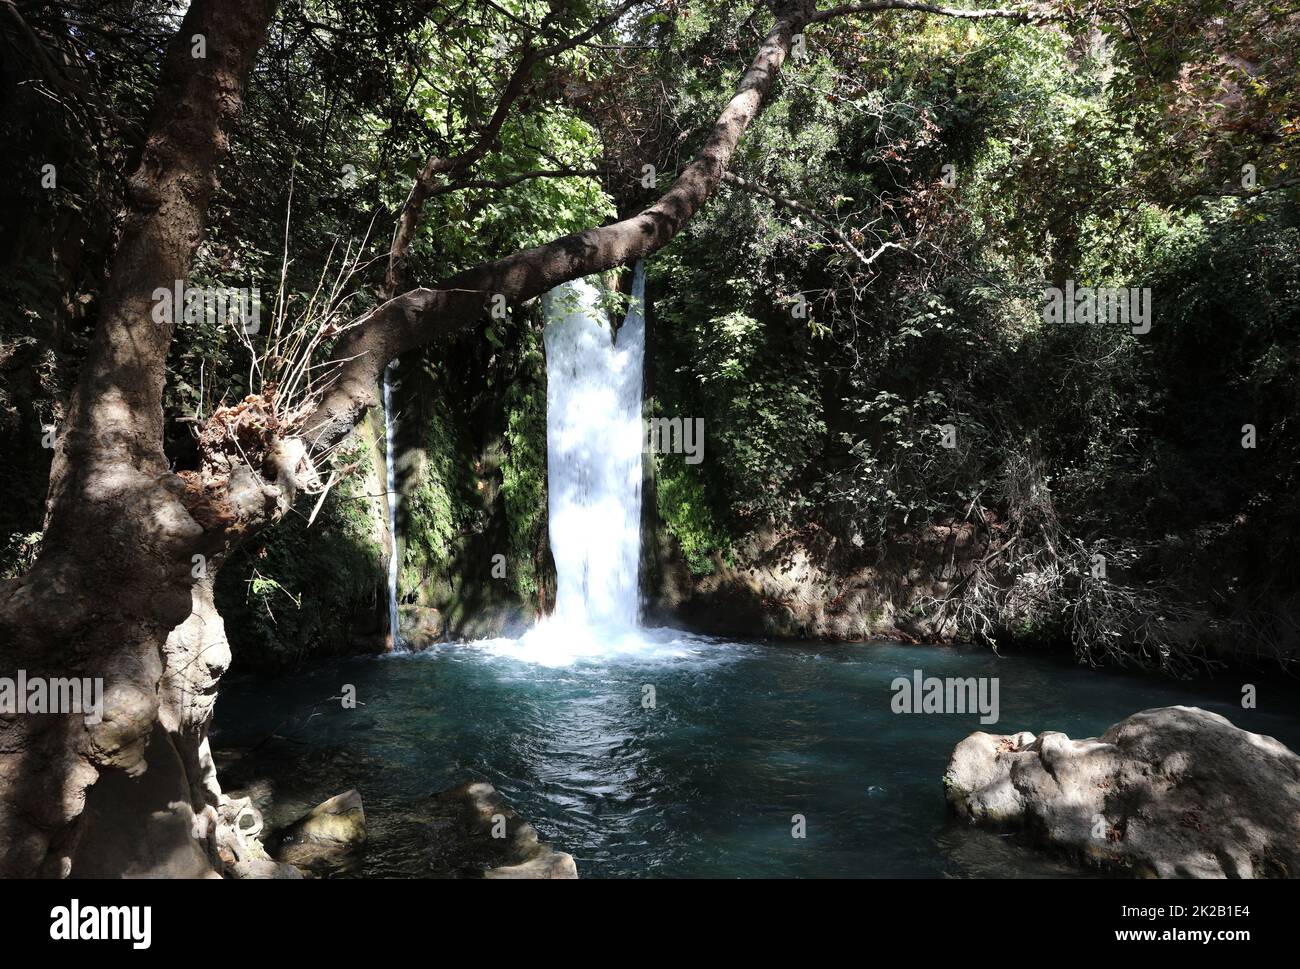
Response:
0,0,277,878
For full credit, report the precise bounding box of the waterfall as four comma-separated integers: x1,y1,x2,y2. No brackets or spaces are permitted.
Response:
541,262,646,632
479,261,708,664
382,361,402,649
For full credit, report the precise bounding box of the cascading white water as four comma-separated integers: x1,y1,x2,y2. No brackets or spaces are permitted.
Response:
477,262,712,665
542,261,646,632
382,361,402,648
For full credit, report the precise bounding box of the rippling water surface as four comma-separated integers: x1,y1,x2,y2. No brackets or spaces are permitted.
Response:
213,634,1300,878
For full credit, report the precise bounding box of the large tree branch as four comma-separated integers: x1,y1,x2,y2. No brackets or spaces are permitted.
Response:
309,0,1052,451
48,0,278,490
810,1,1055,23
308,3,808,451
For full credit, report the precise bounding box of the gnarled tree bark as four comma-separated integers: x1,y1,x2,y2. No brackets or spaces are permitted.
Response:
0,0,278,878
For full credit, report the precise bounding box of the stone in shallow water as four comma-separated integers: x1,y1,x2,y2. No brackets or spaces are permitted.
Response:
944,705,1300,878
426,781,578,879
272,788,367,873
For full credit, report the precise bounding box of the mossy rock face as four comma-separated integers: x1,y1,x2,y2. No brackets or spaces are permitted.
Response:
399,604,445,644
645,522,991,643
216,431,389,670
399,601,534,646
391,317,553,635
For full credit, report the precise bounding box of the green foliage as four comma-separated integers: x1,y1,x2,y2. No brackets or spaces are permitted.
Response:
8,0,1299,672
632,2,1300,669
655,456,728,575
1,532,43,581
220,439,384,667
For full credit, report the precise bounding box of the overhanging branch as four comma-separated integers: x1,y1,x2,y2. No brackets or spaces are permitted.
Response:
306,4,806,451
307,0,1057,454
811,2,1056,23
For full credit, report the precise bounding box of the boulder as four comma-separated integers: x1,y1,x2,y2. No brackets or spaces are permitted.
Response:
398,604,445,645
426,781,577,878
272,789,367,872
944,705,1300,877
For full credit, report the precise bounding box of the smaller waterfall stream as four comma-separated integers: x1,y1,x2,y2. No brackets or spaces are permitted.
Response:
382,361,401,648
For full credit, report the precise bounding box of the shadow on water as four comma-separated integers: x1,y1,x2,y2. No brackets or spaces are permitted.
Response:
212,638,1300,878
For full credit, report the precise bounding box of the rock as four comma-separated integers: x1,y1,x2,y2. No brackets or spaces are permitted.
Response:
399,603,535,649
398,604,445,645
216,791,306,879
272,789,367,872
227,858,304,879
944,705,1300,878
428,781,577,878
644,520,993,643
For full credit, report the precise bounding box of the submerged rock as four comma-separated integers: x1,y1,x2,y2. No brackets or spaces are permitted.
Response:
944,705,1300,878
424,781,578,878
272,789,367,872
